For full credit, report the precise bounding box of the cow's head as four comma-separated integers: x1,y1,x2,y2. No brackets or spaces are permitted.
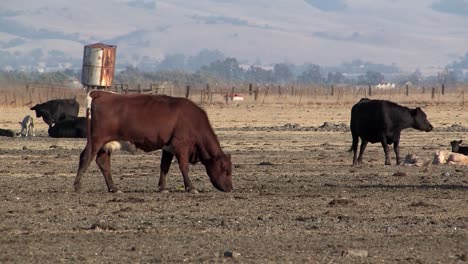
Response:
31,104,53,126
450,140,463,152
205,153,233,192
411,107,433,132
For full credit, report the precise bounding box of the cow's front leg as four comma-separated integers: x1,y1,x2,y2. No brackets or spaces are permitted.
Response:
381,138,391,165
393,140,401,165
158,150,174,192
96,149,119,192
176,152,196,193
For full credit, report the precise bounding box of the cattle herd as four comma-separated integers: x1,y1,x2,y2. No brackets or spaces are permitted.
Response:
1,91,467,192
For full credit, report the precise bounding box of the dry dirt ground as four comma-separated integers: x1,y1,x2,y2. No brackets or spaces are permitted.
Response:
0,101,467,263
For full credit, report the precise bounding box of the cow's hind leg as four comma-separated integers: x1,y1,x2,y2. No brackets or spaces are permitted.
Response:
96,149,119,193
381,138,391,165
158,150,174,192
357,140,368,165
74,141,101,192
74,145,94,192
351,133,359,165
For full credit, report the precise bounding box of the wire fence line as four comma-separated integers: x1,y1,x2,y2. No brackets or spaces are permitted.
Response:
0,83,466,108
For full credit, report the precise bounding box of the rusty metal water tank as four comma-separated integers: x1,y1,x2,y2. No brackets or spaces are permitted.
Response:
81,43,116,87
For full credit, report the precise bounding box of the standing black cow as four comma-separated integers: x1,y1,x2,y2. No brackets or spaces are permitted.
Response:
350,98,433,165
48,116,87,138
31,98,80,126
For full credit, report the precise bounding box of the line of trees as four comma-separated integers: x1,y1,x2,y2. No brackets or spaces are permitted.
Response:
1,55,467,88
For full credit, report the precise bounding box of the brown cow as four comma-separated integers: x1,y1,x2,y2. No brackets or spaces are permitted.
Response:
74,91,233,193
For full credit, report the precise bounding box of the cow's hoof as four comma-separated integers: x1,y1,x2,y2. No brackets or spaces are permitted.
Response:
74,185,82,193
159,189,170,193
189,189,199,194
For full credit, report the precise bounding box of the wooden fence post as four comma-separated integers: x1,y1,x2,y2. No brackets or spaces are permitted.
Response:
254,87,259,101
248,83,253,96
405,84,409,96
262,86,269,104
431,87,435,100
331,85,334,96
462,89,465,105
231,86,235,101
298,89,303,105
441,84,445,95
368,84,372,97
185,85,190,98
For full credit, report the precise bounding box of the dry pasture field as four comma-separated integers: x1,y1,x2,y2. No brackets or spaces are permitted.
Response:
0,101,467,263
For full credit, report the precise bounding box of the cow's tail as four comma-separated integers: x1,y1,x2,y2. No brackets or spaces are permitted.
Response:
86,92,93,145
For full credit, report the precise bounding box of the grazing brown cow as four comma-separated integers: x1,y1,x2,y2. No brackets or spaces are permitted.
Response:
74,91,233,193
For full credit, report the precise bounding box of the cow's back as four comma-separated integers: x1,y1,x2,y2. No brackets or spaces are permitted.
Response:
89,92,215,147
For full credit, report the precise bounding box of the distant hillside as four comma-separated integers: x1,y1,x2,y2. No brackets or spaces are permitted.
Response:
1,0,467,74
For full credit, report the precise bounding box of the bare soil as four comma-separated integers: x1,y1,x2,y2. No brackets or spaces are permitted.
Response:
0,102,467,263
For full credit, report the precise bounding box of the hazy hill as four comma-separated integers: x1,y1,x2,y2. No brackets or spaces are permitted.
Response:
1,0,467,74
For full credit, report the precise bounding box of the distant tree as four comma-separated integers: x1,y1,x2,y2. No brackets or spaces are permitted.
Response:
186,49,225,71
273,63,294,84
198,57,244,81
297,64,323,84
437,69,458,85
245,66,274,83
407,70,422,85
357,70,384,85
115,66,148,84
326,71,345,84
37,71,69,84
448,52,468,69
158,54,187,71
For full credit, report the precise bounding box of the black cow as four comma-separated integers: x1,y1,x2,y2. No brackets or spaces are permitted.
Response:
31,98,80,126
350,98,433,165
450,140,468,155
0,128,15,137
48,116,86,138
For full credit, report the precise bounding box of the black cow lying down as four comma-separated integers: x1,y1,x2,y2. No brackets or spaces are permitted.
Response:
48,115,86,138
0,128,15,137
31,98,79,126
48,115,137,154
450,140,468,155
350,98,433,165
